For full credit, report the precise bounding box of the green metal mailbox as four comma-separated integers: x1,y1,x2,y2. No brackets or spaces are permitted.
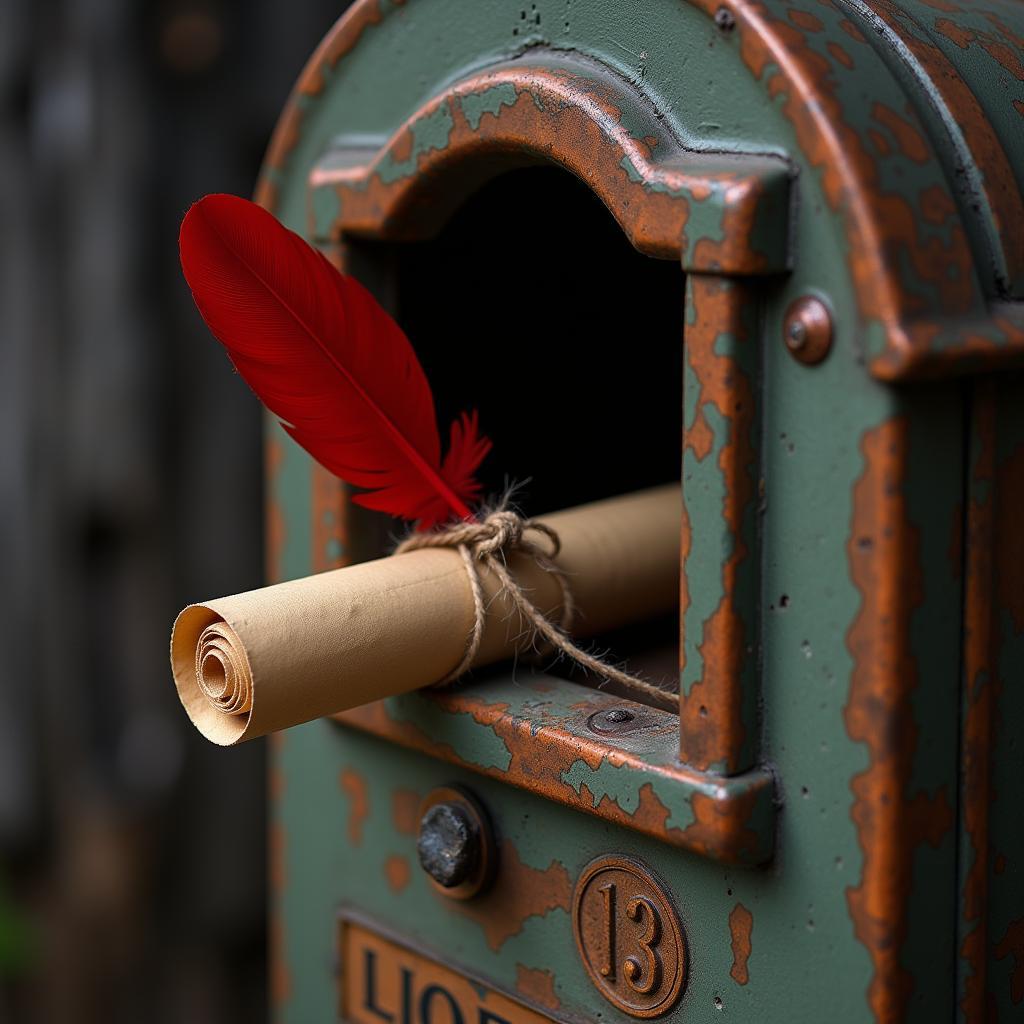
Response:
256,1,1024,1020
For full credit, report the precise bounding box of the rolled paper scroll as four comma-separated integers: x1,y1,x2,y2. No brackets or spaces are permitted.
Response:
171,485,680,745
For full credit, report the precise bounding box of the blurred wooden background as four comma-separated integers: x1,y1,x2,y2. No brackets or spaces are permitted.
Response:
0,1,349,1020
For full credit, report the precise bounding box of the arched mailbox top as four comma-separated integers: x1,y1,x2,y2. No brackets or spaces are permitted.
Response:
305,61,791,275
258,0,1024,380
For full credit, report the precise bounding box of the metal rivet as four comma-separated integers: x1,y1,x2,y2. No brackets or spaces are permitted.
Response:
787,320,808,349
416,786,495,900
714,6,736,31
417,803,478,888
588,707,640,734
783,296,832,365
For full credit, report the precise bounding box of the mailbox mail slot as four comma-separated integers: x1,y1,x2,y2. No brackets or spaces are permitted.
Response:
257,2,1024,1021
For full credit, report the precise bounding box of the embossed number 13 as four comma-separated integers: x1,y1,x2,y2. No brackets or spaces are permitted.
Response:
598,882,663,994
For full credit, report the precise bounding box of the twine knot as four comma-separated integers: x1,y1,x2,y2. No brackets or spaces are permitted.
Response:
394,509,677,711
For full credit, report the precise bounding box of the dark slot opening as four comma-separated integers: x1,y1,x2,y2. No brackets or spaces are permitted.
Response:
358,166,683,704
394,165,684,514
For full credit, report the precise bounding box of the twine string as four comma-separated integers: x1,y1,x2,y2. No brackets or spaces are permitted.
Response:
395,510,678,712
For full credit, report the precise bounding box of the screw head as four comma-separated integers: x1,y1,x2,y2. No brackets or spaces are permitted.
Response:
415,786,496,900
417,803,478,888
588,706,640,734
604,708,634,723
783,296,833,365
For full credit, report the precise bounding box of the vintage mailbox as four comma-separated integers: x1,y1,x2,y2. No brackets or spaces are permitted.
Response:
254,1,1024,1021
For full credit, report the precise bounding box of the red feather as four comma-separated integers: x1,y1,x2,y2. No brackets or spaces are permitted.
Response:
178,194,491,529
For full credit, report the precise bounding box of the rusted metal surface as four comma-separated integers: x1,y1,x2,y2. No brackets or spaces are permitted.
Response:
256,0,390,213
336,675,775,865
257,2,1024,1021
442,837,572,954
783,294,833,365
572,854,687,1018
845,416,957,1022
689,0,1024,379
680,275,760,775
856,0,1024,298
265,434,286,586
340,767,370,846
728,903,753,986
308,59,791,274
515,965,561,1012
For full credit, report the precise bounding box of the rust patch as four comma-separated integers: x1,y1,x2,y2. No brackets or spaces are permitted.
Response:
301,0,386,95
934,19,981,51
682,788,763,864
920,184,955,226
865,0,1024,289
255,0,387,209
384,854,411,893
311,463,348,573
871,103,929,164
935,15,1024,80
729,903,754,985
316,65,787,273
392,788,421,836
692,0,1013,377
844,417,956,1022
515,965,560,1011
446,840,571,952
995,919,1024,1004
340,768,369,846
680,276,758,774
788,8,823,32
843,419,954,1019
336,689,772,864
867,129,891,157
265,435,286,584
827,40,854,69
840,17,867,42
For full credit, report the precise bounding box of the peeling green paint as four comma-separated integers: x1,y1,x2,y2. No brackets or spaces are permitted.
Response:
458,82,519,131
377,101,455,184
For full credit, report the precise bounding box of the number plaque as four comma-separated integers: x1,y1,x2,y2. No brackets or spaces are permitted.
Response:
572,855,687,1018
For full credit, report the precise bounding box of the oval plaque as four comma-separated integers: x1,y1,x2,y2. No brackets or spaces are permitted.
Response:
573,855,687,1018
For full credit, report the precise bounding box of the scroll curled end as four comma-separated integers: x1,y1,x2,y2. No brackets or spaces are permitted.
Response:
170,604,254,746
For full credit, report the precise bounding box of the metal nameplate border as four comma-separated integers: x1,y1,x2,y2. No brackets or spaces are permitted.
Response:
337,907,584,1024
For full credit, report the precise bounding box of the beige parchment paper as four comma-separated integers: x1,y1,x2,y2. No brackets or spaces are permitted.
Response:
170,485,680,745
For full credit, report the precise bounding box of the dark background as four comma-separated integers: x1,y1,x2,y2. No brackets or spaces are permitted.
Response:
0,2,348,1020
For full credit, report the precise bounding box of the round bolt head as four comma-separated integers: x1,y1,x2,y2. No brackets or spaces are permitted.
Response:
604,708,635,724
588,706,642,734
783,296,832,365
417,802,479,888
